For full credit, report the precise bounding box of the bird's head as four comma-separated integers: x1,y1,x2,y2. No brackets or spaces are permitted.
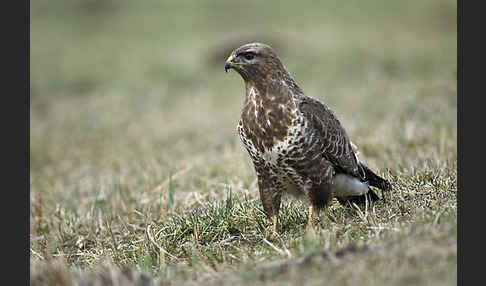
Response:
224,42,287,83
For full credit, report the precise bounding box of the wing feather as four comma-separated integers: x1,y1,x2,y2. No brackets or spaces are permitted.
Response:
299,96,365,180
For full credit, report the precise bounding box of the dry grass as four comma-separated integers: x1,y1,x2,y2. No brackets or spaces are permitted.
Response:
30,0,456,285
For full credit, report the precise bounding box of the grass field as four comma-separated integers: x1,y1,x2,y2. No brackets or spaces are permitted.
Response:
30,1,457,285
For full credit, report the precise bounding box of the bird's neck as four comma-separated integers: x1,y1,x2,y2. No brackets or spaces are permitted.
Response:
243,74,302,104
254,69,303,93
243,81,278,108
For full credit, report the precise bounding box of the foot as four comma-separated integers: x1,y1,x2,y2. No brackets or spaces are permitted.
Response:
267,215,279,239
304,205,314,233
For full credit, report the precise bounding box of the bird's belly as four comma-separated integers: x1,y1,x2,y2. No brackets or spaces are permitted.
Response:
269,121,315,162
263,139,310,197
261,148,281,167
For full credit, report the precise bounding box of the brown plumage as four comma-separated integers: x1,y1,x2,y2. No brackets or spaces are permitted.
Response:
225,43,391,232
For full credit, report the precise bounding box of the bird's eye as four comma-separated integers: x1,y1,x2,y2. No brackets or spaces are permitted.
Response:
243,52,256,60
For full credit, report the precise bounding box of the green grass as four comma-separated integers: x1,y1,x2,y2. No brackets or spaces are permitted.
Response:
30,0,456,285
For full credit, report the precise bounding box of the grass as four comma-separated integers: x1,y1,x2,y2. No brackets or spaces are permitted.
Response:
30,0,457,285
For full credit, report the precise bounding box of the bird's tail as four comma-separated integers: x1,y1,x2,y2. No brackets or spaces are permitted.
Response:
360,163,392,192
336,164,391,205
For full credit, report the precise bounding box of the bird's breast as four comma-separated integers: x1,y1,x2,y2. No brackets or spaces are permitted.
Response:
240,87,300,153
241,106,298,154
239,108,315,169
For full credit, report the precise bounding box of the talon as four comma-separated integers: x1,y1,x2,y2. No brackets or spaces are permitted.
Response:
305,205,314,232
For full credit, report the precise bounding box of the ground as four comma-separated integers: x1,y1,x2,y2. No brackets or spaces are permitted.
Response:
30,1,457,285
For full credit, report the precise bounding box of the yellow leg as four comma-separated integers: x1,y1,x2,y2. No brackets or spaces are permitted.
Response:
267,215,279,239
272,215,278,234
305,205,314,232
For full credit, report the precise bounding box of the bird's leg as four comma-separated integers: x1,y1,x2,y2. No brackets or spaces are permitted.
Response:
305,205,314,232
272,215,278,234
255,169,282,238
304,173,333,233
268,215,278,239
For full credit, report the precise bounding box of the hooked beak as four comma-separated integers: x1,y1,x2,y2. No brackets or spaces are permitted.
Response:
224,54,247,73
224,59,233,73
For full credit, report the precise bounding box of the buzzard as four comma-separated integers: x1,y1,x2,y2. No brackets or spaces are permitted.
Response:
225,43,391,233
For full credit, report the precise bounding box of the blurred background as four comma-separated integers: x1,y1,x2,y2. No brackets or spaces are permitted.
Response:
30,2,457,281
30,0,456,211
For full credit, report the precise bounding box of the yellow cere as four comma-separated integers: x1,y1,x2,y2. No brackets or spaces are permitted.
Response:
226,54,247,66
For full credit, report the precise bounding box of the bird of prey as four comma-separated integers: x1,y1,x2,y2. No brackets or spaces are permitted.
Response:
225,43,391,234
